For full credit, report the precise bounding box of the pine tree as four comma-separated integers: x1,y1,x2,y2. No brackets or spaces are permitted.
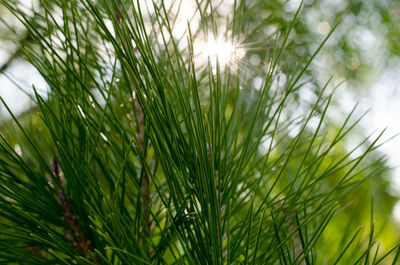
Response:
0,0,398,264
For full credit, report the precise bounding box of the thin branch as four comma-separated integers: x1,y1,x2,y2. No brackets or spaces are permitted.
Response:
50,156,98,263
0,32,33,74
114,0,153,256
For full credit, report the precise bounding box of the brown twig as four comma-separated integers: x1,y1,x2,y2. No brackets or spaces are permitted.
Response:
114,0,153,255
114,0,154,256
115,0,122,24
134,84,153,254
276,199,305,264
50,157,97,263
27,246,44,257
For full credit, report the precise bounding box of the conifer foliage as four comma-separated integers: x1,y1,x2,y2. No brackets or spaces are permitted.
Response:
0,0,399,264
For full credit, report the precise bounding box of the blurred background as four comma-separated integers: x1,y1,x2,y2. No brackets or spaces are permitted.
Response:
1,0,400,248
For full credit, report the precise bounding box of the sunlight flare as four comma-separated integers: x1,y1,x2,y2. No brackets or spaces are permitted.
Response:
195,35,245,69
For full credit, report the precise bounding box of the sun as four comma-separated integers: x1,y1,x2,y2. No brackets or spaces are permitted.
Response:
195,34,245,69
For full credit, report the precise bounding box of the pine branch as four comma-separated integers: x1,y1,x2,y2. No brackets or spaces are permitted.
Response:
0,1,398,264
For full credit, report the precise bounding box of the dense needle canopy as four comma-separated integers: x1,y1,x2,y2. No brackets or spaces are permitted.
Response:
0,0,399,264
